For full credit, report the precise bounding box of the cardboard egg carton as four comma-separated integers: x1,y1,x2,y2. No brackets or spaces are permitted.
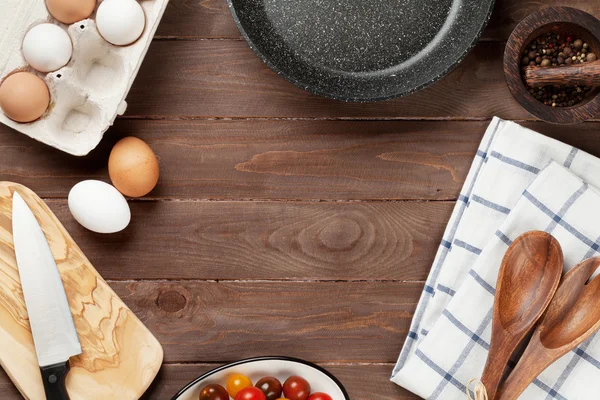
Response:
0,0,168,156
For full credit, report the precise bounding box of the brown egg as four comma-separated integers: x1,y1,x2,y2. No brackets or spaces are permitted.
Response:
46,0,97,24
109,137,159,197
0,72,50,123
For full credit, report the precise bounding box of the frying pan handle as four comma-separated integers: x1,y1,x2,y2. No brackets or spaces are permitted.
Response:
40,361,71,400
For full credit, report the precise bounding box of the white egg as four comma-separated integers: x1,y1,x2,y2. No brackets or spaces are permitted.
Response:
22,23,72,73
96,0,146,46
68,180,131,234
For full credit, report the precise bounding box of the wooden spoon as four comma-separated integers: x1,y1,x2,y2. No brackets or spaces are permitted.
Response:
480,231,563,399
525,60,600,87
496,257,600,400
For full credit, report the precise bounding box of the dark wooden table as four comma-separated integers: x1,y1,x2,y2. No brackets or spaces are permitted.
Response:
2,1,600,399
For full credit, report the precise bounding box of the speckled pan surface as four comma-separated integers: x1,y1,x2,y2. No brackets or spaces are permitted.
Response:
228,0,495,102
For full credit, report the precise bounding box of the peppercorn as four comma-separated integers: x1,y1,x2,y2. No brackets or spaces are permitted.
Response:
521,33,595,108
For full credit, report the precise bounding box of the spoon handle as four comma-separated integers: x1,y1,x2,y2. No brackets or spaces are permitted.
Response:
481,335,514,399
495,332,554,400
497,258,600,400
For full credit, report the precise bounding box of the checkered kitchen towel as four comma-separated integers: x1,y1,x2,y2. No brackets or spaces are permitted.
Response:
392,118,600,399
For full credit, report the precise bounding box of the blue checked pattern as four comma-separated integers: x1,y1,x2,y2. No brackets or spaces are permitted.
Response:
392,119,600,399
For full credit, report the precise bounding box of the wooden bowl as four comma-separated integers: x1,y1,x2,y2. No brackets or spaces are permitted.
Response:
504,7,600,124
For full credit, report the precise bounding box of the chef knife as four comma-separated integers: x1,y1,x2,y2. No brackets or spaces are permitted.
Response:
12,192,82,400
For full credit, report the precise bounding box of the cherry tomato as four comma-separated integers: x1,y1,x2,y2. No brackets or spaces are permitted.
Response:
283,376,311,400
307,394,333,400
235,387,266,400
256,376,283,400
227,374,253,398
199,384,229,400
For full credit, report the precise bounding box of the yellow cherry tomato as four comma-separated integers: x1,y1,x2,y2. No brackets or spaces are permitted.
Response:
227,373,253,397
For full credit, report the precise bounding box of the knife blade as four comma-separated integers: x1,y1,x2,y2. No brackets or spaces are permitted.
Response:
12,191,81,400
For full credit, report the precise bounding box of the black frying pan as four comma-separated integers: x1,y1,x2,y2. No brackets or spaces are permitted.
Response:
228,0,496,102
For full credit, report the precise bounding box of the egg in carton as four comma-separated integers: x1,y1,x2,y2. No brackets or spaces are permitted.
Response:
0,0,168,156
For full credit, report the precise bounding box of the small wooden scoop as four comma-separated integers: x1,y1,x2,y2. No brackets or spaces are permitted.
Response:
480,231,563,399
496,257,600,400
525,60,600,87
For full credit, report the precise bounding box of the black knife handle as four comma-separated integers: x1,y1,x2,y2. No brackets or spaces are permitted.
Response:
40,361,71,400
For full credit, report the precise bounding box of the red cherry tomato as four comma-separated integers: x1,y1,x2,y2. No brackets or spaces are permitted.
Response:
256,376,283,400
199,384,229,400
307,393,333,400
283,376,311,400
235,387,267,400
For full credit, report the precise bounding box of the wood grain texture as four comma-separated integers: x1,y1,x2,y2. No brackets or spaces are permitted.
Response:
497,257,600,400
0,183,163,400
2,363,419,400
157,0,240,39
37,200,450,281
0,369,20,399
0,119,483,200
154,0,600,42
481,232,563,399
485,0,600,42
110,280,421,363
6,120,600,200
3,0,599,397
125,41,526,119
525,61,600,87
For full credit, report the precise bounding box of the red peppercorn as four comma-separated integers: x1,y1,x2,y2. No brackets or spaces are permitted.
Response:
567,36,573,42
548,44,553,48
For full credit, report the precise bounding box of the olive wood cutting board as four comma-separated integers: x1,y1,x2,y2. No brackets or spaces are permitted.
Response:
0,182,163,399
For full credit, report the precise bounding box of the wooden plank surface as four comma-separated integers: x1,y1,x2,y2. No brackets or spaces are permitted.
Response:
1,363,415,400
0,119,483,200
126,41,525,119
4,120,600,200
112,281,420,363
155,0,600,41
3,1,600,399
43,200,451,281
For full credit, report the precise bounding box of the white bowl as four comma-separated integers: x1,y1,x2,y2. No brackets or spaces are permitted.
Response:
171,357,350,400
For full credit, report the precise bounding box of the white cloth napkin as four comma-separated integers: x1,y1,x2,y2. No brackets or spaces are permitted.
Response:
391,118,600,399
